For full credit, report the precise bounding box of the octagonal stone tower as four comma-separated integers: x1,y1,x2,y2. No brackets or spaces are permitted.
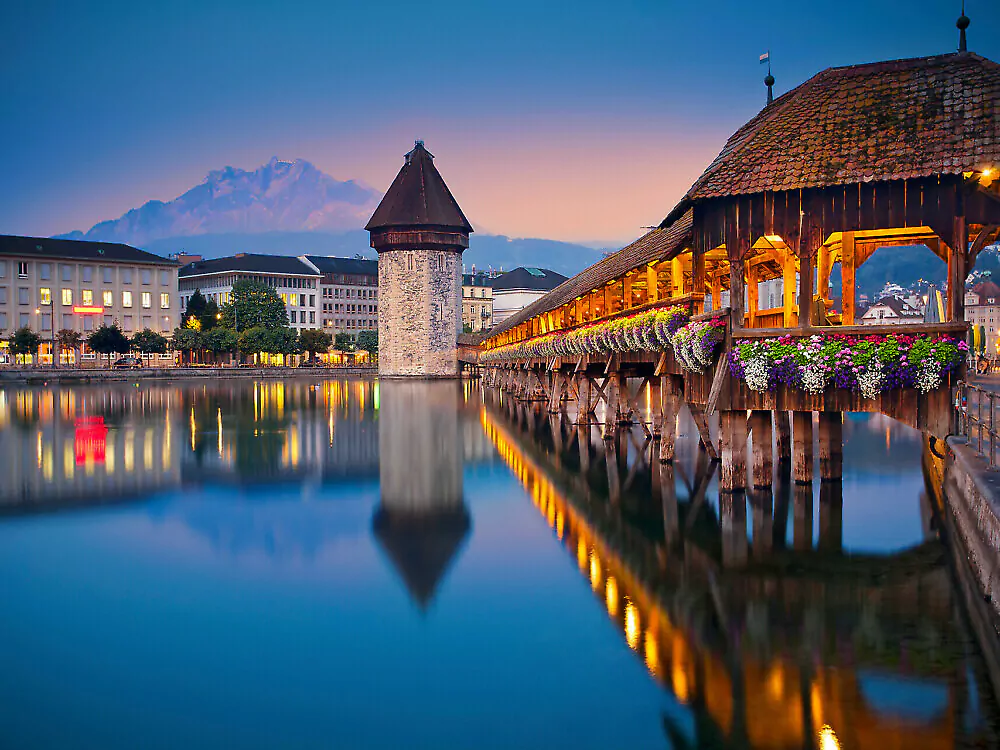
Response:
366,141,473,378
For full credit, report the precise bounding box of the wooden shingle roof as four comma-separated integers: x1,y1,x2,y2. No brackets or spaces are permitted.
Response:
663,52,1000,225
487,209,693,338
366,142,473,233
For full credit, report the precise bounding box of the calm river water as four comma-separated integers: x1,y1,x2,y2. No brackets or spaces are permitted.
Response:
0,378,996,749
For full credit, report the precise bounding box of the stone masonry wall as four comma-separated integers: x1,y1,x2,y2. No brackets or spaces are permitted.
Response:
378,248,462,378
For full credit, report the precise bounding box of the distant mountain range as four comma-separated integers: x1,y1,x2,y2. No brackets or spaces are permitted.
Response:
56,157,607,277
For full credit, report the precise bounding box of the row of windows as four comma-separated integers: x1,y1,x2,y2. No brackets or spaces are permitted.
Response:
321,303,377,314
178,274,318,292
462,288,490,298
0,287,170,309
322,287,377,299
279,293,316,308
289,311,317,325
0,311,170,333
0,261,171,286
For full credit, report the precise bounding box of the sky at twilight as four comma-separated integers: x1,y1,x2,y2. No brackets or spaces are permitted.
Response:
2,0,997,245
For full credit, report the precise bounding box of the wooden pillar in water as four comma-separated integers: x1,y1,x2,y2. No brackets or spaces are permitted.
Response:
775,410,791,465
660,461,679,547
659,376,680,462
547,371,562,414
720,410,748,492
749,410,773,487
792,411,813,483
616,372,631,425
818,412,843,481
649,376,662,437
750,487,773,558
576,374,592,425
603,375,618,437
577,424,591,474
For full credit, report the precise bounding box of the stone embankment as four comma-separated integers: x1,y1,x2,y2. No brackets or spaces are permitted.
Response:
0,366,377,383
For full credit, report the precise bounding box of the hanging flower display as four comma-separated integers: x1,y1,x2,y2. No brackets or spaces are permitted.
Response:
728,332,966,396
480,305,726,375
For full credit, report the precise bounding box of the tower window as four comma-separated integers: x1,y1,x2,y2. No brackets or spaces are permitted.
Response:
408,255,414,271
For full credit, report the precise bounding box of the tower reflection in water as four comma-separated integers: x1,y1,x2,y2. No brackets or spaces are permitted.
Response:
373,380,471,609
482,391,997,750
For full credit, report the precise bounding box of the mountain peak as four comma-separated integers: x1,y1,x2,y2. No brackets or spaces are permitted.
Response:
62,158,382,246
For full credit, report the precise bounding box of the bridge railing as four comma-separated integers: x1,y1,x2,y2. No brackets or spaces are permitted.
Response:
955,381,998,468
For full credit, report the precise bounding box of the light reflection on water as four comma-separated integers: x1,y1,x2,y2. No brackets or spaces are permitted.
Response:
0,378,995,749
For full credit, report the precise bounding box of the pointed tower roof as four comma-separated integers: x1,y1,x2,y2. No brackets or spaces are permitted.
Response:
366,141,473,233
372,505,471,610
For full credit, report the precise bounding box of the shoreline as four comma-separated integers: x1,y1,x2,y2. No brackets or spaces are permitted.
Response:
0,366,379,383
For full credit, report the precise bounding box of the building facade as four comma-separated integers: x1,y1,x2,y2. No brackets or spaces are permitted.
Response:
302,256,378,335
0,235,179,364
859,296,924,326
367,141,473,378
178,254,320,333
491,267,568,325
965,280,1000,353
462,271,493,332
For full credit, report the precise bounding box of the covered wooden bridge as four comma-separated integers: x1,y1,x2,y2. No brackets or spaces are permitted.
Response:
480,49,1000,490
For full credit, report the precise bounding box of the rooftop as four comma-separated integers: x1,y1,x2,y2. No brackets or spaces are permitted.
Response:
487,210,693,338
664,52,1000,223
492,267,569,292
0,235,176,266
303,255,378,276
366,142,473,234
179,253,319,277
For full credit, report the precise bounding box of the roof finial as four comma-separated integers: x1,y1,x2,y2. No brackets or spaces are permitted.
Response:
760,50,774,106
957,0,970,52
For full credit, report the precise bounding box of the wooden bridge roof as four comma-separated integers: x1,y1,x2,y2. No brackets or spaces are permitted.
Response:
487,208,693,338
663,52,1000,224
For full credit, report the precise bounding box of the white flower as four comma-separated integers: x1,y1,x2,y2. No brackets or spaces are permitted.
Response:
859,360,883,399
744,355,770,391
917,359,942,393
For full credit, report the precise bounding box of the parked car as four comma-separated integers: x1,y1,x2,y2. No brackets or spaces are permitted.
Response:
112,356,143,370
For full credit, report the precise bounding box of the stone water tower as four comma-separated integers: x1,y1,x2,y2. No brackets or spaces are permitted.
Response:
366,141,473,378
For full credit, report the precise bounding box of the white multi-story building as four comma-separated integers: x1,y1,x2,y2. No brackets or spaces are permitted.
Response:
177,254,321,333
0,235,179,364
491,267,568,325
301,255,378,336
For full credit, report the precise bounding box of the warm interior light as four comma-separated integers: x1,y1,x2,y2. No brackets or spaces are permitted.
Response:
983,167,995,179
818,725,841,750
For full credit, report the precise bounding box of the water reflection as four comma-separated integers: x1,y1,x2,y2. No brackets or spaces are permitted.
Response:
373,380,471,608
484,392,998,749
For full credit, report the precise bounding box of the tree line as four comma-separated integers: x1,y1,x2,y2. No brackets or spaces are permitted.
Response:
5,279,377,364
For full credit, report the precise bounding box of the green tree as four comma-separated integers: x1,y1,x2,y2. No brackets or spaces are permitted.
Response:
203,327,239,363
87,323,131,365
172,327,202,365
238,326,300,363
132,328,168,354
184,289,208,319
299,328,332,359
8,326,42,361
356,329,378,357
334,332,355,352
201,298,220,331
56,328,83,365
219,280,288,330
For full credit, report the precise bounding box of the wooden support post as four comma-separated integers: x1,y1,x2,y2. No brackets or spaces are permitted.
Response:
688,403,719,460
720,410,748,492
793,482,813,550
775,410,791,465
616,372,631,425
659,376,680,462
623,273,633,310
671,256,684,298
576,374,591,425
818,480,843,552
817,243,831,302
711,277,722,313
729,254,745,329
749,410,773,487
548,372,562,414
747,265,759,328
798,231,815,329
950,211,968,322
782,253,797,328
841,232,856,325
818,412,843,481
646,264,658,304
792,411,813,483
603,376,618,437
650,376,663,437
692,251,706,314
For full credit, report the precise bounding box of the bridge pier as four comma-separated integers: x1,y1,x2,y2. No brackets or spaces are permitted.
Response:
750,410,773,487
720,410,748,492
576,374,592,425
792,411,814,483
659,376,681,463
818,412,843,481
775,410,791,466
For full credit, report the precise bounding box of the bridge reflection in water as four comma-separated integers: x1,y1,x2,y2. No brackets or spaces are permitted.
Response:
481,390,996,749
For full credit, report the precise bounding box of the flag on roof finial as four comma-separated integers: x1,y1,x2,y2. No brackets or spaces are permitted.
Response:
761,51,774,106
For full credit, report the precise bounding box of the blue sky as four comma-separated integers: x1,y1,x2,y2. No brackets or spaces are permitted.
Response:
2,0,997,243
